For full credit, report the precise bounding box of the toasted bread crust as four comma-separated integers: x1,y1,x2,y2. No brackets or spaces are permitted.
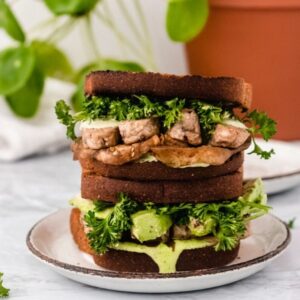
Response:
81,170,243,204
70,208,240,273
70,208,94,255
84,71,252,110
80,152,243,181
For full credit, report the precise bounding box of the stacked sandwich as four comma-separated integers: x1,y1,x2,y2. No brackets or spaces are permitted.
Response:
56,71,276,273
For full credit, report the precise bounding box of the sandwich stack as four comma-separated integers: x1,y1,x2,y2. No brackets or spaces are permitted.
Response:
56,71,275,273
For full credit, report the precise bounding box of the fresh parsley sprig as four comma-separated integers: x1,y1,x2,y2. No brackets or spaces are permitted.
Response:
287,217,296,229
55,100,85,140
247,110,277,140
0,272,9,298
84,193,138,253
162,98,186,128
94,201,113,212
243,110,277,159
191,101,233,142
249,140,275,160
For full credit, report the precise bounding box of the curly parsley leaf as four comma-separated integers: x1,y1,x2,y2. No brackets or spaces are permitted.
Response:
55,99,87,140
192,101,233,141
243,110,277,159
156,202,193,225
248,139,275,159
134,95,164,118
94,201,113,212
55,100,77,140
287,217,296,229
84,193,139,253
0,272,9,298
162,98,185,128
108,98,131,121
82,96,111,120
247,110,277,140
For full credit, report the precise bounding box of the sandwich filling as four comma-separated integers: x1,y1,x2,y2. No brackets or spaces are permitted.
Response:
70,178,269,273
56,95,277,167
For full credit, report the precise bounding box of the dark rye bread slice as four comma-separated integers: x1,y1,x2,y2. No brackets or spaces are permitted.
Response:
70,208,240,273
80,152,243,181
81,170,243,204
85,71,252,110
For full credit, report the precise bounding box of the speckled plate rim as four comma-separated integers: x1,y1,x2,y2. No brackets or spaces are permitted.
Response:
26,209,291,280
245,140,300,181
246,169,300,181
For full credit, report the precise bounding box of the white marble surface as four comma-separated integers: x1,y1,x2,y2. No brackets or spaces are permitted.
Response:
0,150,299,300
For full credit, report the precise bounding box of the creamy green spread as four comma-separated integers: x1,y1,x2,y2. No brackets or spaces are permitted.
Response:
70,196,113,219
111,238,216,273
239,178,267,204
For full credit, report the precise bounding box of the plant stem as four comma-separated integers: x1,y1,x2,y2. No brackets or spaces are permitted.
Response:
48,17,76,44
133,0,157,70
85,14,101,60
27,16,59,37
133,0,150,43
115,0,157,70
102,1,127,58
94,8,147,64
116,0,145,46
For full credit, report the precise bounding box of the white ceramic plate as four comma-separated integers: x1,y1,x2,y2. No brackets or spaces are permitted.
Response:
245,139,300,194
27,208,290,293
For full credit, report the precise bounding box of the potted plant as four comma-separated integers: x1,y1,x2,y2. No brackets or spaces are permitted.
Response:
186,0,300,140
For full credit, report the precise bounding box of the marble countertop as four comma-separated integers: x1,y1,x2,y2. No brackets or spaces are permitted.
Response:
0,150,299,300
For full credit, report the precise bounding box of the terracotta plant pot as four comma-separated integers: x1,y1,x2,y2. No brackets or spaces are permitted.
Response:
186,0,300,140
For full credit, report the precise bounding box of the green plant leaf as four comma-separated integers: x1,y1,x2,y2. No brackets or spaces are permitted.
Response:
71,59,144,111
6,67,45,118
0,0,25,42
71,63,98,112
71,77,86,112
31,40,74,81
0,46,35,95
166,0,209,42
0,272,9,297
99,59,144,72
44,0,100,16
72,62,99,84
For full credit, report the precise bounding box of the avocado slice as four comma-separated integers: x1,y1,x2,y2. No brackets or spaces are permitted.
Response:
188,217,215,237
69,195,113,219
131,209,172,243
239,178,267,205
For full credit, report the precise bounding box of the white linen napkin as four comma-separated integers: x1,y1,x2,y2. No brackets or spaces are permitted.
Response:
0,79,75,161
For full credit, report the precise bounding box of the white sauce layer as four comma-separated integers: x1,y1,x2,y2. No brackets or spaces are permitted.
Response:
136,154,210,168
80,119,120,130
222,119,247,129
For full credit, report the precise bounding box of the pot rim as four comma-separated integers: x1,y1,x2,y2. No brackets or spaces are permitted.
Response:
210,0,300,9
